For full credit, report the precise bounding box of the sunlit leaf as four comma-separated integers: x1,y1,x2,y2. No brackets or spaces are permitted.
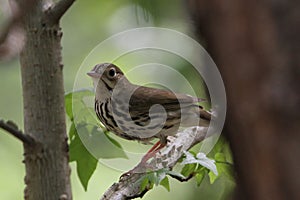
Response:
182,151,218,176
159,177,170,192
140,176,150,192
208,170,218,184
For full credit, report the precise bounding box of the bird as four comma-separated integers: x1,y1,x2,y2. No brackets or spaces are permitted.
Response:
87,63,211,163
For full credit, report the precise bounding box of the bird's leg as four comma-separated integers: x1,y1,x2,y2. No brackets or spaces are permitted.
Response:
141,141,166,163
120,141,166,178
147,140,162,153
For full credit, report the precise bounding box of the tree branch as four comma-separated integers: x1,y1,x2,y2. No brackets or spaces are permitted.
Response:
48,0,76,23
101,126,209,200
0,119,34,145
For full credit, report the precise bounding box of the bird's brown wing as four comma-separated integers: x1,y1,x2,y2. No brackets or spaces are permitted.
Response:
128,85,211,128
129,85,206,112
129,86,201,111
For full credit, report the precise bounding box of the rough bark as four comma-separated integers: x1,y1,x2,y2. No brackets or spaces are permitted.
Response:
187,0,300,199
101,127,208,200
19,0,73,199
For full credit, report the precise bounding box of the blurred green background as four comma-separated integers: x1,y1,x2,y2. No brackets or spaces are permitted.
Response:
0,0,234,199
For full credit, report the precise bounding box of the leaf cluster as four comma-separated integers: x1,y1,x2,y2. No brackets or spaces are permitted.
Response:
65,89,127,190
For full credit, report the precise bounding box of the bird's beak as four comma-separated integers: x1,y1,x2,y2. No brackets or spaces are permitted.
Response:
87,71,100,78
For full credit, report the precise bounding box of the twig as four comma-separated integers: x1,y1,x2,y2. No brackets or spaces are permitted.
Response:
48,0,76,23
0,119,34,145
100,126,209,200
168,173,194,182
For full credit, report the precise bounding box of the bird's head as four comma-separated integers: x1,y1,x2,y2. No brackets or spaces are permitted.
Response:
87,63,125,99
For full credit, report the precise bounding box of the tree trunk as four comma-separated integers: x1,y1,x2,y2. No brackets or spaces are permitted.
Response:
187,0,300,199
20,1,72,199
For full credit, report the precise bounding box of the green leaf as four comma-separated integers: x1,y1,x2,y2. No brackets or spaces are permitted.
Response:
76,124,127,159
65,92,73,120
159,177,170,192
154,169,167,186
76,154,98,191
207,162,235,184
195,171,205,187
138,173,155,191
65,88,127,158
209,136,226,156
106,133,123,149
69,122,127,190
188,151,197,157
65,88,94,121
216,162,235,182
75,106,99,125
147,172,156,186
208,170,218,184
194,167,208,186
181,163,196,177
215,152,226,162
140,176,150,192
68,122,76,139
69,125,97,190
65,88,128,190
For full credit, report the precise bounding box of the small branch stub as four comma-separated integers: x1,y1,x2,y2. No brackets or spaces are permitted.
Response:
48,0,76,23
0,119,35,145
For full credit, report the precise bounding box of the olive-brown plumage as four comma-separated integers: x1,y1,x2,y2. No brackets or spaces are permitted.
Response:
88,63,211,155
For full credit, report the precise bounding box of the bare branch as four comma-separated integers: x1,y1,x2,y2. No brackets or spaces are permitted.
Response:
0,119,35,145
48,0,76,23
101,126,209,200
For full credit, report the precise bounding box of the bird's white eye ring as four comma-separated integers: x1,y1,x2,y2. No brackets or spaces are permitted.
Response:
108,68,116,78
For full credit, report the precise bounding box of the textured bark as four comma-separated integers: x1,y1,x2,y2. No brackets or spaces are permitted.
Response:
187,0,300,199
19,1,72,199
101,127,208,200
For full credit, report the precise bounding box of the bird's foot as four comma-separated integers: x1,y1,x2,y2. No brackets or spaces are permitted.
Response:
120,161,150,180
120,141,166,179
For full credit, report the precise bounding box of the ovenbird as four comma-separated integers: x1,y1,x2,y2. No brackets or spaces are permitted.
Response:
87,63,211,159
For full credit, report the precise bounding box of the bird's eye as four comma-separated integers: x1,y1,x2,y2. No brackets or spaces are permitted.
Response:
108,68,116,78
